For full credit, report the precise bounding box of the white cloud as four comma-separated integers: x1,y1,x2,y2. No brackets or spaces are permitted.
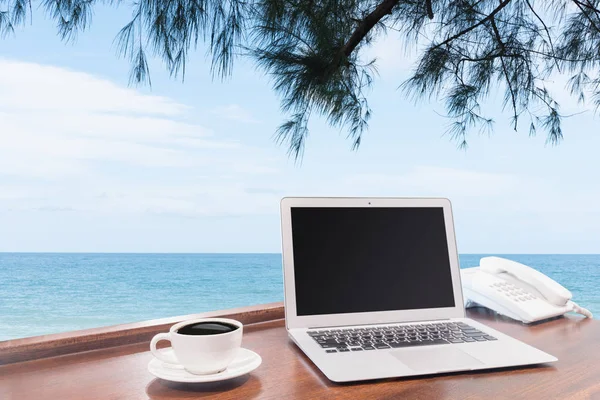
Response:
343,166,518,198
0,186,40,200
0,59,244,175
93,184,281,216
210,104,261,123
0,181,283,217
0,59,187,115
0,59,281,215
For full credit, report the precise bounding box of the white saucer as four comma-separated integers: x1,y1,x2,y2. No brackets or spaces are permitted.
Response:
148,348,262,383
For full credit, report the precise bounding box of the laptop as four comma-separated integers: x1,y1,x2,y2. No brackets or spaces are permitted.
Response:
280,197,557,382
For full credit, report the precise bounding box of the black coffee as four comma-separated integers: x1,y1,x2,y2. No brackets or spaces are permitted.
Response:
177,321,239,336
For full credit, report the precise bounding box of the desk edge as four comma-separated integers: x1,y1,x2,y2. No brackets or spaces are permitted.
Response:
0,302,285,365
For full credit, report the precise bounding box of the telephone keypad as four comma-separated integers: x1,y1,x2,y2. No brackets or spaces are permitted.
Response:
491,281,535,302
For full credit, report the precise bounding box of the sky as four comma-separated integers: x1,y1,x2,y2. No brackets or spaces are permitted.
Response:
0,6,599,254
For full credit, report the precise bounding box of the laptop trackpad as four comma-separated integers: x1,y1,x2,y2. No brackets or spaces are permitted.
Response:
391,347,484,372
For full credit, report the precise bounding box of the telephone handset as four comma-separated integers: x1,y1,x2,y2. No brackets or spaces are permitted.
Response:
461,256,592,323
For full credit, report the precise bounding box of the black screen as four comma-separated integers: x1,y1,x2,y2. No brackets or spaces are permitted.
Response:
291,207,455,316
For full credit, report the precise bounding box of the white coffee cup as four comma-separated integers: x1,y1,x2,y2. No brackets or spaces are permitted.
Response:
150,317,243,375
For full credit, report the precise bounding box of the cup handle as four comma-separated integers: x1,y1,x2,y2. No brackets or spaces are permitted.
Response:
150,333,179,364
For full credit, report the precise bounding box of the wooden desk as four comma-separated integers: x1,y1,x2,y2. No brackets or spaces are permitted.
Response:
1,306,599,400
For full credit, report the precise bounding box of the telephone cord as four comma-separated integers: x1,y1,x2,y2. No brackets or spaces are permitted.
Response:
568,301,593,318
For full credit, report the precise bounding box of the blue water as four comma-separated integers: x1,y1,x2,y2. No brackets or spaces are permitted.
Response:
1,253,599,341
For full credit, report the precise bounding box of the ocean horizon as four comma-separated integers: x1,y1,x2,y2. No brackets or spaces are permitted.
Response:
1,253,599,341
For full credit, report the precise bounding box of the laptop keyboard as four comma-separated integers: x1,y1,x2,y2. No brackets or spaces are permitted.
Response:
307,321,497,353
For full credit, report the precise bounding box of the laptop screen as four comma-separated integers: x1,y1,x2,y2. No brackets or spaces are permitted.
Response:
291,207,455,316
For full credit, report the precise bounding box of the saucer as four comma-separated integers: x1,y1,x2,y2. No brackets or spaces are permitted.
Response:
147,348,262,383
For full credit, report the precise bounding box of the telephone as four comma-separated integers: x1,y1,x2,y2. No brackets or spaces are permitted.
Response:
461,256,593,323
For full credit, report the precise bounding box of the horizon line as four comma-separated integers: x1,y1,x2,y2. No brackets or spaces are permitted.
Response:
1,251,600,255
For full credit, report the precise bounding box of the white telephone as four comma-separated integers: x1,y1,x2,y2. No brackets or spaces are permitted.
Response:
461,256,593,323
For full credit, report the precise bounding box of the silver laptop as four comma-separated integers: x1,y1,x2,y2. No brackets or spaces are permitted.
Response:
280,197,557,382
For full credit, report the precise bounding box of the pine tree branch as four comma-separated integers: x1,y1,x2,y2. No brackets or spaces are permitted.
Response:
426,0,434,19
574,0,600,14
524,0,559,71
490,17,518,130
572,0,600,33
340,0,400,58
432,0,512,50
321,0,400,79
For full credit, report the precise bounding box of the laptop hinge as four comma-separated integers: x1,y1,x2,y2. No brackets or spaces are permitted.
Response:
307,318,453,330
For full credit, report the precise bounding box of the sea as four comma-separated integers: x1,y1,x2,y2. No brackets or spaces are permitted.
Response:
1,253,599,341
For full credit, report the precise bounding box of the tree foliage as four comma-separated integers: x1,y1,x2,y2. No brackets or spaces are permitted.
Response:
2,0,599,158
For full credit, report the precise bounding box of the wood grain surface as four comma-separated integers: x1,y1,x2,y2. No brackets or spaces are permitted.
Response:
1,307,599,400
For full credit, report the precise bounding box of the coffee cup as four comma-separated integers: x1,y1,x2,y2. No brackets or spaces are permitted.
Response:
150,317,243,375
